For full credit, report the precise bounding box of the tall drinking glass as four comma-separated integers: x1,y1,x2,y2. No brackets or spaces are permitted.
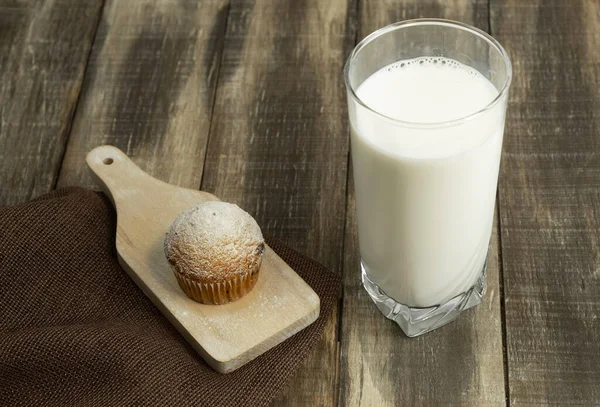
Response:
344,19,512,337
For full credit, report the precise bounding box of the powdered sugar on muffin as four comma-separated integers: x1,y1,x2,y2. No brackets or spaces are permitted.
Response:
164,202,264,284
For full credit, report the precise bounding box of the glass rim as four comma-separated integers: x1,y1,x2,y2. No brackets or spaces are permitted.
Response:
343,18,513,128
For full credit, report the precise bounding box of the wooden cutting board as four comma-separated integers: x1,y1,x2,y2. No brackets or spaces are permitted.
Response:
86,145,320,373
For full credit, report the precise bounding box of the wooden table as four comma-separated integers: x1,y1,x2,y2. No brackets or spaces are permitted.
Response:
1,0,598,405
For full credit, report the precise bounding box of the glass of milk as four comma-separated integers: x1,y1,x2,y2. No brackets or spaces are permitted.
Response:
344,19,512,337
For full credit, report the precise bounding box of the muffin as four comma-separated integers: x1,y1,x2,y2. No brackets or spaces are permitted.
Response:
164,201,265,305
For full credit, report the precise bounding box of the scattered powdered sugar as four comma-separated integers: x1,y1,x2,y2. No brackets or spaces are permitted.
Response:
193,276,289,349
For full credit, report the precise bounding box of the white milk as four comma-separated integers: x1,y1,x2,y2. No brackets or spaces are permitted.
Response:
350,56,506,307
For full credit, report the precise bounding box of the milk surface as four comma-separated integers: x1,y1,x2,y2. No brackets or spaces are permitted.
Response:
350,57,505,307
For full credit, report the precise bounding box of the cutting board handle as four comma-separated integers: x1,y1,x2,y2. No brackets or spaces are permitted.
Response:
86,145,152,206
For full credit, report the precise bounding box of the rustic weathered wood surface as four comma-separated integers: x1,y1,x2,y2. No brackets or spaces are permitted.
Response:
493,0,600,405
57,0,228,190
1,0,599,405
200,1,353,404
0,0,103,206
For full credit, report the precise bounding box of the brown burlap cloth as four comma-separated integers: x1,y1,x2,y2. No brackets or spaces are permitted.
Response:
0,188,341,406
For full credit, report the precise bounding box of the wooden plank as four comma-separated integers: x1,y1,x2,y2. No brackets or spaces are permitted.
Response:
200,0,353,404
492,0,600,404
86,145,320,373
57,0,229,190
339,2,507,406
0,0,103,206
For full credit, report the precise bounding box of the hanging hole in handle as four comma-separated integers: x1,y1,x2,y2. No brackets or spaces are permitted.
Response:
103,158,114,165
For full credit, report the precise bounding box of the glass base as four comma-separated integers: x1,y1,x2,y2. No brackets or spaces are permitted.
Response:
361,258,487,337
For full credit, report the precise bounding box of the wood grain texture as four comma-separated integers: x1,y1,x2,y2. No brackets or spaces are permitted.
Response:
339,2,507,406
86,145,320,373
492,0,600,404
57,0,229,190
200,0,354,404
0,0,103,206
